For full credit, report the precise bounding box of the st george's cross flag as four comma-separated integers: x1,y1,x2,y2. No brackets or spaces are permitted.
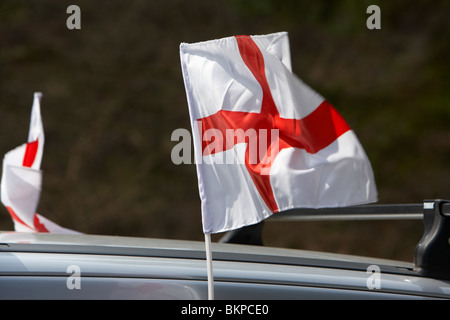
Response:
180,32,377,234
1,92,79,233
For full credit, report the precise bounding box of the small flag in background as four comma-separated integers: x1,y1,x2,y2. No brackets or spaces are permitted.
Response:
1,92,79,234
180,32,378,234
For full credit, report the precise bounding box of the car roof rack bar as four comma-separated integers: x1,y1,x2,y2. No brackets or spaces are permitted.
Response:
221,202,429,244
268,203,428,221
222,200,450,280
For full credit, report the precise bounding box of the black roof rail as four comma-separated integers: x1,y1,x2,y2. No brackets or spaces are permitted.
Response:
219,199,450,280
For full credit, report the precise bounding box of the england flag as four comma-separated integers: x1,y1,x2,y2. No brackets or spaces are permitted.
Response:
1,92,79,233
181,32,378,234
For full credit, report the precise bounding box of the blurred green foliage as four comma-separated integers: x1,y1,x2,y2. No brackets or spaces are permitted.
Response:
0,0,448,261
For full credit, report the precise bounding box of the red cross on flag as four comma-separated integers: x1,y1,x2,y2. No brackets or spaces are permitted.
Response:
180,32,378,234
1,92,79,234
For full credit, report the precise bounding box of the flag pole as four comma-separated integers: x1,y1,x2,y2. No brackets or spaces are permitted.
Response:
204,233,214,300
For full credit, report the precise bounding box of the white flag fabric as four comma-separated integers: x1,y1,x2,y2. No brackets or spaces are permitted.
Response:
1,92,80,233
180,32,377,234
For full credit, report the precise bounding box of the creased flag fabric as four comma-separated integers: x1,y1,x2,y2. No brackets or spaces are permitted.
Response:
1,92,80,234
180,32,378,234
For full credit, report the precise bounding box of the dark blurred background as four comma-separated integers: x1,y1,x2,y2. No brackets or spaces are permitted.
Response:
0,0,448,262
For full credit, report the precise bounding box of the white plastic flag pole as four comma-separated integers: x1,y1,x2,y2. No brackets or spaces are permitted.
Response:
204,233,214,300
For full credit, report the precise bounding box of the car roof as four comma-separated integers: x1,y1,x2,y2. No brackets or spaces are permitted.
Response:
0,231,412,271
1,231,450,299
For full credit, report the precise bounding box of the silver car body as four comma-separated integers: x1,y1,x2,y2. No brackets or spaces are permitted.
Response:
0,231,449,300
